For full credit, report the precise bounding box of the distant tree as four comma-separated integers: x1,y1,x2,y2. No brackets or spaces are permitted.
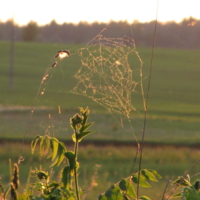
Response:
22,21,38,42
0,17,200,48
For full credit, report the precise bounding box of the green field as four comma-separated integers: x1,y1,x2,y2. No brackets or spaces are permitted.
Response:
0,41,200,144
0,41,200,199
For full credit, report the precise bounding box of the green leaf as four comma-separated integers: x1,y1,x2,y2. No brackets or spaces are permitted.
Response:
72,131,93,143
37,171,49,180
139,196,151,200
48,181,59,188
64,151,76,170
52,188,61,195
173,176,191,187
64,151,75,160
44,135,50,153
59,141,67,151
77,131,94,141
98,195,108,200
193,180,200,191
31,135,40,154
182,186,200,200
80,122,94,132
50,143,66,167
147,169,162,179
72,133,76,142
141,169,158,182
62,166,71,189
72,133,82,142
119,179,136,198
126,182,136,198
56,150,65,166
132,173,151,188
119,179,127,191
39,136,45,156
104,186,113,198
60,187,76,198
172,192,182,198
104,185,123,200
57,142,67,166
51,138,59,161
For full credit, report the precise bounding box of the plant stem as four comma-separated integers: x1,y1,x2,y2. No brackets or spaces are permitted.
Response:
74,129,80,200
136,3,159,198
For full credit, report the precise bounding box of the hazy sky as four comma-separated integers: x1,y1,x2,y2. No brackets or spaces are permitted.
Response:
0,0,199,25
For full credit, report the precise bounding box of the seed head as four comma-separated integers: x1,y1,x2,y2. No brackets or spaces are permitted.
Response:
12,163,19,190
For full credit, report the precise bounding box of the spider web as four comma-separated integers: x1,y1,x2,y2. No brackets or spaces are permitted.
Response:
71,34,145,118
21,33,145,144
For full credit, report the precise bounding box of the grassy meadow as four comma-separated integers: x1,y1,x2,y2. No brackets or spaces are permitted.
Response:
0,40,200,199
0,41,200,144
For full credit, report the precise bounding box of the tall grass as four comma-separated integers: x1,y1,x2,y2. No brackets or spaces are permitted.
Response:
1,143,200,199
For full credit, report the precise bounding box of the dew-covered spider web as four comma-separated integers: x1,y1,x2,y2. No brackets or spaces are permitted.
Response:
17,32,146,163
71,34,145,119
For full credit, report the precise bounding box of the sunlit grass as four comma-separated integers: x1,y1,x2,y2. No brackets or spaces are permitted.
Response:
1,143,200,199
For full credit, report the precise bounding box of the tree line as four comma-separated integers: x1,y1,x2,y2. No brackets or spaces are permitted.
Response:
0,17,200,49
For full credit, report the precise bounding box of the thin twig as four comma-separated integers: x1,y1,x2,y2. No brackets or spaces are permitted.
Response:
162,180,170,200
136,1,159,198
